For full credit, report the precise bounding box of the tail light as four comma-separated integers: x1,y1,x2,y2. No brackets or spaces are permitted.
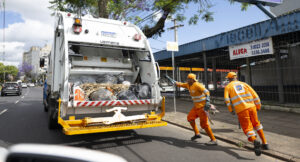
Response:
73,18,82,34
133,34,141,41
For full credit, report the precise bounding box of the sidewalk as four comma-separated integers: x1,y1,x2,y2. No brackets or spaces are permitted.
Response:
163,97,300,162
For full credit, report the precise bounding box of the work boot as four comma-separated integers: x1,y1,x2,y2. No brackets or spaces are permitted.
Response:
262,144,269,150
205,140,218,146
191,134,202,141
254,140,262,156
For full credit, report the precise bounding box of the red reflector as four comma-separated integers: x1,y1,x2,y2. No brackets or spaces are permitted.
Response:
67,13,71,17
133,34,141,41
73,26,82,34
124,22,127,25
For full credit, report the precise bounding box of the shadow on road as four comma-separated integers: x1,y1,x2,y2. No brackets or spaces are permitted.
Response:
0,100,255,161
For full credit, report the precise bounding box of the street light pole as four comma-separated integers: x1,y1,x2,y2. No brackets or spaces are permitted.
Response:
168,19,184,113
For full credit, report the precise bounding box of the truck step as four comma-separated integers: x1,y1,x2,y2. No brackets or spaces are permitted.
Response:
62,120,167,135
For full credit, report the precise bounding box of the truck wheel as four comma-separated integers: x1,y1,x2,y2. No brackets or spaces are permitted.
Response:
48,99,58,129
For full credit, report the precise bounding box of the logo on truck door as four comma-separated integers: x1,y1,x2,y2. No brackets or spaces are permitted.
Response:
101,31,117,38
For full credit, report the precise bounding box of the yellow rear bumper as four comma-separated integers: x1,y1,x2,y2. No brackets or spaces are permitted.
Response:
57,97,167,135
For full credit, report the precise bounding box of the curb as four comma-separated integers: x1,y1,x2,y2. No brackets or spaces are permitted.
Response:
174,96,300,114
164,120,298,162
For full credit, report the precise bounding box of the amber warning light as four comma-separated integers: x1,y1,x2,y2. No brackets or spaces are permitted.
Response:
73,18,82,34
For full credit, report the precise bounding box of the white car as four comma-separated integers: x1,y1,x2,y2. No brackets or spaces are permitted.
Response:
21,83,27,88
160,86,185,92
28,83,35,87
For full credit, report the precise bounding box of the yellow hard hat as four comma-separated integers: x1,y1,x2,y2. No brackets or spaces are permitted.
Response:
187,73,198,81
226,72,237,79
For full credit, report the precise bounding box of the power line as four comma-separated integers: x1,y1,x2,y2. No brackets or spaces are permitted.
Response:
136,1,175,26
150,38,166,43
151,47,165,51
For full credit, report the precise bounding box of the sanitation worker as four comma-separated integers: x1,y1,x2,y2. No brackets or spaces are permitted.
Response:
176,73,217,145
224,72,269,156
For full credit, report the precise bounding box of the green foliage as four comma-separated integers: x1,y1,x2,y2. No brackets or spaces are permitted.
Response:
48,0,249,37
0,63,19,82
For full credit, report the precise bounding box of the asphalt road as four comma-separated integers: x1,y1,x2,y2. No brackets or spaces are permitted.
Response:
0,87,282,162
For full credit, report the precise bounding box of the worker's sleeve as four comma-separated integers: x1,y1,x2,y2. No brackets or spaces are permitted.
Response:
224,86,233,112
245,83,261,110
198,84,210,96
176,82,188,89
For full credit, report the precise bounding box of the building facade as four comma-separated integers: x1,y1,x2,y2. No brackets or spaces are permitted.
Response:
22,44,51,80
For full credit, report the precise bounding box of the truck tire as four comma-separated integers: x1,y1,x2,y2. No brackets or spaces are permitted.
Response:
48,98,59,129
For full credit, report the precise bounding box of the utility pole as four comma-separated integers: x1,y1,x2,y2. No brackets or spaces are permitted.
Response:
2,0,5,83
2,0,5,61
168,19,184,113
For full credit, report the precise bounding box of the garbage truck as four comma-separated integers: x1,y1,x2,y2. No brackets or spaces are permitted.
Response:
43,12,167,135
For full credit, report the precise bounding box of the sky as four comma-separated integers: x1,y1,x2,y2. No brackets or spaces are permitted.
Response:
0,0,271,67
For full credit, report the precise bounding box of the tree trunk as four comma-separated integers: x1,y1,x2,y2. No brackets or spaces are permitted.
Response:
98,0,109,18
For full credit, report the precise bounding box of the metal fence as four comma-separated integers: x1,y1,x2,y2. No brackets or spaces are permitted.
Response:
159,31,300,104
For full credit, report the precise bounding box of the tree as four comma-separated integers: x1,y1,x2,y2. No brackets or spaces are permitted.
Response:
19,62,33,80
49,0,248,38
0,63,19,82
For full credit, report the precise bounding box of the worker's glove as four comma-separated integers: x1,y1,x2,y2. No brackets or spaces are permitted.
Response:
204,96,211,111
231,111,235,115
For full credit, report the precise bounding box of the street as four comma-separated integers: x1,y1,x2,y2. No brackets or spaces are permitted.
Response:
0,87,282,162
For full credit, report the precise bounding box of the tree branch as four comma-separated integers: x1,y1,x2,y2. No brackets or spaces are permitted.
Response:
143,9,171,38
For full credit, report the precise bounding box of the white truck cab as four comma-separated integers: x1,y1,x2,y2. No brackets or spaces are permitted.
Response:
44,12,166,135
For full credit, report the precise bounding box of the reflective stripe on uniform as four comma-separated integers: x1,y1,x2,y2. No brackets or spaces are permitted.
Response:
224,98,230,102
255,124,263,131
232,98,254,107
253,97,260,101
191,94,205,99
226,103,231,106
204,89,209,93
193,98,206,103
230,93,252,101
246,130,256,138
255,102,261,105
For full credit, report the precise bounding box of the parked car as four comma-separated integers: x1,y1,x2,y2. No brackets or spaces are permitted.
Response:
21,83,28,88
160,86,185,93
1,82,22,96
27,83,35,87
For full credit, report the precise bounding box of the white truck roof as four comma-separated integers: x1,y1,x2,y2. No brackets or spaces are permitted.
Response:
57,12,148,49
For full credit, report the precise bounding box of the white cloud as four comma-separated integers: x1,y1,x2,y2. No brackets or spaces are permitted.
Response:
3,19,53,44
6,0,54,23
0,42,25,67
1,0,54,66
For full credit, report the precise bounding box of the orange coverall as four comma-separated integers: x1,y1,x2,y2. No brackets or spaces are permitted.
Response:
224,81,267,144
177,82,216,141
75,88,85,101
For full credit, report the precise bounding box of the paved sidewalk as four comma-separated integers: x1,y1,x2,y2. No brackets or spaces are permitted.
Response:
163,97,300,162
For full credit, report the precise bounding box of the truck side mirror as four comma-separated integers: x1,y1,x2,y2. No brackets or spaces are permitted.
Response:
40,58,45,68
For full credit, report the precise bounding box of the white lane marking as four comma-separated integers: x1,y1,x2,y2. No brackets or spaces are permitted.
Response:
15,100,19,104
0,109,7,115
21,96,24,99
